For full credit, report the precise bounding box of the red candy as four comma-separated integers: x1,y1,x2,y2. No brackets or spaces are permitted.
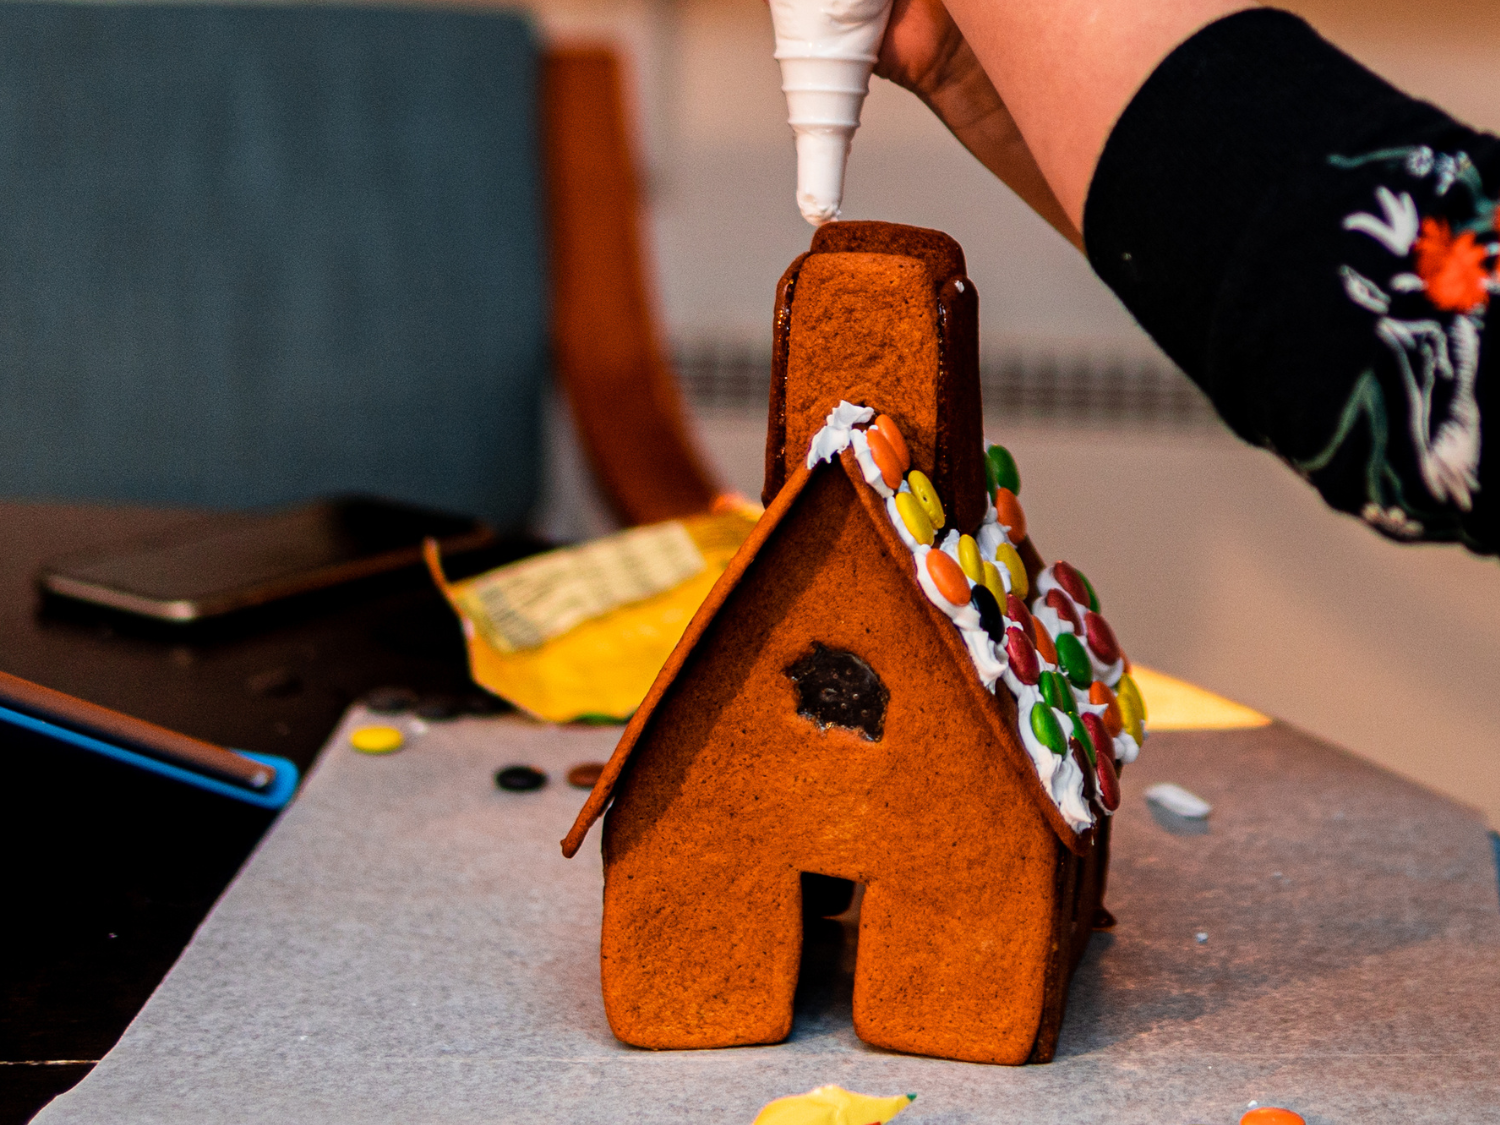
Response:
1006,593,1034,636
1005,627,1039,685
1081,711,1112,762
1095,746,1121,810
1085,610,1120,663
1045,588,1082,633
1052,561,1090,606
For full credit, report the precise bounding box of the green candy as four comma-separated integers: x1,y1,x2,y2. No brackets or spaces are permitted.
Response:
1076,568,1100,612
985,444,1020,495
1039,670,1077,715
1070,713,1096,766
1030,701,1067,756
1055,633,1093,689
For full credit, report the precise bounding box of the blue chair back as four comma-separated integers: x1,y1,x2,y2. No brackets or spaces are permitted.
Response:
0,2,546,529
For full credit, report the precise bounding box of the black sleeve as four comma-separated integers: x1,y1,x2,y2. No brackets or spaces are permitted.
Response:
1084,8,1498,555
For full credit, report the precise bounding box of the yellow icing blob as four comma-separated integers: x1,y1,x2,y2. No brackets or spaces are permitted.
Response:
752,1085,915,1125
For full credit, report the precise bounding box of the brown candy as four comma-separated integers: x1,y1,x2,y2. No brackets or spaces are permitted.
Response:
1045,588,1082,633
1085,611,1120,664
1052,561,1090,607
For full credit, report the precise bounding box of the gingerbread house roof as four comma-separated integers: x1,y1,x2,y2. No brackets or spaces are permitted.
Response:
561,445,1092,860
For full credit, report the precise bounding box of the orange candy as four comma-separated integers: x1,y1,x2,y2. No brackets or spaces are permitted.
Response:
1240,1110,1305,1125
925,549,971,607
1031,620,1058,664
993,487,1026,541
864,427,904,489
870,414,910,473
1088,681,1124,737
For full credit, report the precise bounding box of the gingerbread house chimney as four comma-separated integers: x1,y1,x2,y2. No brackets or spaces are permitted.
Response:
763,221,988,533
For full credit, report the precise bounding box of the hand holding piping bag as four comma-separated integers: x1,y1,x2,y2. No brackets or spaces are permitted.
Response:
766,0,1079,244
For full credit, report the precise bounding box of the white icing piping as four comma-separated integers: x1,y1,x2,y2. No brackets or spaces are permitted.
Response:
807,401,874,468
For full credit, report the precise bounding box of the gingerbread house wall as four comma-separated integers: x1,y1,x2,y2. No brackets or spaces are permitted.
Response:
599,461,1065,1064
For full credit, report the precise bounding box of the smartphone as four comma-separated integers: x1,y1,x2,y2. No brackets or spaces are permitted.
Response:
38,495,494,622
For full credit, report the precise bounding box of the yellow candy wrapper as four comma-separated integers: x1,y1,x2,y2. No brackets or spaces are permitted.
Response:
425,506,759,723
752,1085,914,1125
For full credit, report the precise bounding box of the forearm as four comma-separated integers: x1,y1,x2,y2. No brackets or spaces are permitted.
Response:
943,0,1253,229
913,64,1081,247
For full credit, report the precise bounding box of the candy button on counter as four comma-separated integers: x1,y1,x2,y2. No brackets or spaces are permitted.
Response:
351,725,404,754
894,492,934,546
567,761,605,789
870,414,910,473
906,470,945,529
993,486,1026,541
926,548,971,606
993,541,1027,600
495,765,547,791
1240,1110,1305,1125
956,534,983,582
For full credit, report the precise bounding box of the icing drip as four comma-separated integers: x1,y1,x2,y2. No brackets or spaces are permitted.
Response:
807,401,875,468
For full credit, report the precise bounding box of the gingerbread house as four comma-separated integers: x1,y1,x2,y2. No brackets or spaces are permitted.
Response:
561,222,1145,1065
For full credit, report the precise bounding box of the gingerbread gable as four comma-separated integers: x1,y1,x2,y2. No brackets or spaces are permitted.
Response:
560,446,1089,860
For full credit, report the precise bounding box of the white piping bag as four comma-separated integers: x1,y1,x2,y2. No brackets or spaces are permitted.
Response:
770,0,893,226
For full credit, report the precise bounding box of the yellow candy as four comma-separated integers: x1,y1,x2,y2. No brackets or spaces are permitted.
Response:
980,560,1005,602
957,534,983,582
994,541,1028,600
1116,674,1146,743
753,1085,915,1125
350,725,404,754
1118,672,1148,723
894,491,934,546
906,470,945,529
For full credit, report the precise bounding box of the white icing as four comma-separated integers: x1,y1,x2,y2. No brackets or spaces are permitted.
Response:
806,400,875,468
848,429,893,497
1114,731,1140,765
770,0,893,225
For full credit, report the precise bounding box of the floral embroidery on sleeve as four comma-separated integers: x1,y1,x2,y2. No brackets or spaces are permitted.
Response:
1309,146,1486,545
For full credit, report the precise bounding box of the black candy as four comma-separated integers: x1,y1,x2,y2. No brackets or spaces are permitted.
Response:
495,765,547,791
970,584,1005,643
